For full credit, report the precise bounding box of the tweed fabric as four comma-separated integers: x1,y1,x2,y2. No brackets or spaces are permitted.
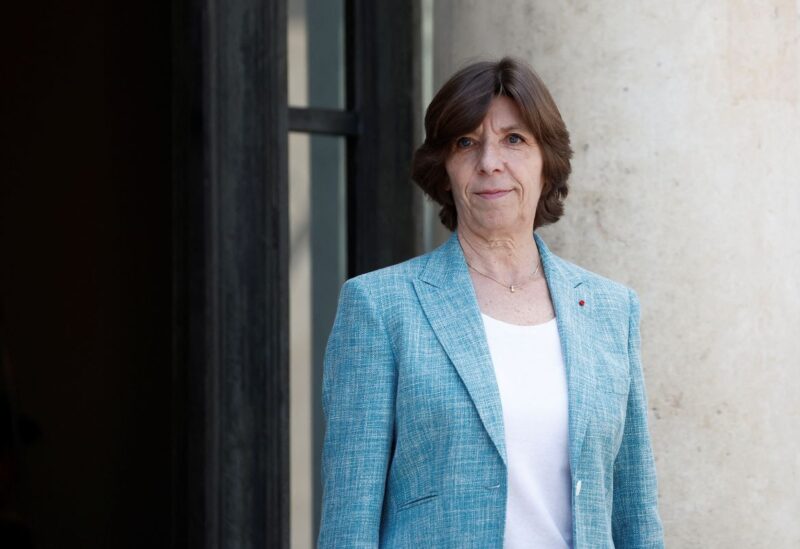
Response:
318,232,664,548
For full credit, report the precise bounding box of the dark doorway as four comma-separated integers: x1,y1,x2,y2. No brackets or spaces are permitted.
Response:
2,1,173,547
2,0,417,547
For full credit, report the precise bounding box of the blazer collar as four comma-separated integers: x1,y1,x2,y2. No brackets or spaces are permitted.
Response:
413,231,593,472
417,231,584,289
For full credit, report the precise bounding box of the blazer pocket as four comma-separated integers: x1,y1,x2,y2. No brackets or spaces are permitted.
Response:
396,493,439,513
596,354,630,395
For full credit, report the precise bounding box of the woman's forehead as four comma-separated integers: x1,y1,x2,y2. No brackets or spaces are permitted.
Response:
468,96,530,133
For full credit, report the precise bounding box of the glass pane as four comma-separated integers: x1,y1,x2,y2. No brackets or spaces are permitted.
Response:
289,131,347,549
288,1,347,545
288,0,345,109
418,0,445,252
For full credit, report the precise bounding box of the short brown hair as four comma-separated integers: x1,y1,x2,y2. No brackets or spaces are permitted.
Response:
411,57,572,231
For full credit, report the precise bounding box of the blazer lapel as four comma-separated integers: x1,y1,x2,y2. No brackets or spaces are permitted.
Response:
412,233,508,466
534,232,593,473
412,231,594,473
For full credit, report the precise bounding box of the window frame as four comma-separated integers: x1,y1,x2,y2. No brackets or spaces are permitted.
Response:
172,0,417,547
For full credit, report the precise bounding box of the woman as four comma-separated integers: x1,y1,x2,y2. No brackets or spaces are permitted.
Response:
318,58,664,548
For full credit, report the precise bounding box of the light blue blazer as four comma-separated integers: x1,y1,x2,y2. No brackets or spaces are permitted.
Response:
318,231,664,548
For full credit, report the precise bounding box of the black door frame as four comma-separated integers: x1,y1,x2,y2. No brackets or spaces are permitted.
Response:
172,0,290,546
171,0,417,547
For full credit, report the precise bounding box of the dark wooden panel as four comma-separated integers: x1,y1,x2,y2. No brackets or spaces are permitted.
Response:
172,0,289,547
289,107,359,136
346,0,418,277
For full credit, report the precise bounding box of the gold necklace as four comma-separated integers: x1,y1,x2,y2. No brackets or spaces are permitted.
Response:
466,260,541,293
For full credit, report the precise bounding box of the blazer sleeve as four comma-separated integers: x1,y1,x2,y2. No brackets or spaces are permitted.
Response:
317,277,397,548
611,288,665,548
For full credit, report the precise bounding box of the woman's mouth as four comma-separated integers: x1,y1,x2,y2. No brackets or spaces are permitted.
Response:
476,189,512,200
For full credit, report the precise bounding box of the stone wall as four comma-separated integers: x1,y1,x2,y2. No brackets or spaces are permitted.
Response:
432,1,800,546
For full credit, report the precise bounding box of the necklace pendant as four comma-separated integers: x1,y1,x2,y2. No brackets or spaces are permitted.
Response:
510,285,516,293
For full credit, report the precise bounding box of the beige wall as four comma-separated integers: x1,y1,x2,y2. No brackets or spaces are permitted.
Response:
433,1,800,546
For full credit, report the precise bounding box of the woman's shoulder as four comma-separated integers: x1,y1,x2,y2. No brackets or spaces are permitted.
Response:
549,251,638,312
338,250,432,302
352,251,430,282
535,232,636,302
563,255,631,290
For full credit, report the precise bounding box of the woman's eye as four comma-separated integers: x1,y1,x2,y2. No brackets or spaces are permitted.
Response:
456,137,473,148
507,133,524,144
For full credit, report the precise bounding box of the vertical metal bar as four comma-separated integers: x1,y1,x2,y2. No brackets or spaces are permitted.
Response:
344,0,359,279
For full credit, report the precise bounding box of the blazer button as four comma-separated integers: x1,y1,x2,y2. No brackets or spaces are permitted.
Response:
575,480,582,497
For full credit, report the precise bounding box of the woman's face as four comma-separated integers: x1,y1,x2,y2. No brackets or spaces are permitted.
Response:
445,95,544,237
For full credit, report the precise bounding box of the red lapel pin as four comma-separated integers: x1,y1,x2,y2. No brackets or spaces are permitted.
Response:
578,299,585,306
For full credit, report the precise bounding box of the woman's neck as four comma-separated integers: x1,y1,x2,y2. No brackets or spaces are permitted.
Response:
456,226,540,283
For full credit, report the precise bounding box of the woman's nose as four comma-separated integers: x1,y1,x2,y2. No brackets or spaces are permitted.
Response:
477,142,503,174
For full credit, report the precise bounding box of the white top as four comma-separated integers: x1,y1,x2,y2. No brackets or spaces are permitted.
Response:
481,313,573,549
